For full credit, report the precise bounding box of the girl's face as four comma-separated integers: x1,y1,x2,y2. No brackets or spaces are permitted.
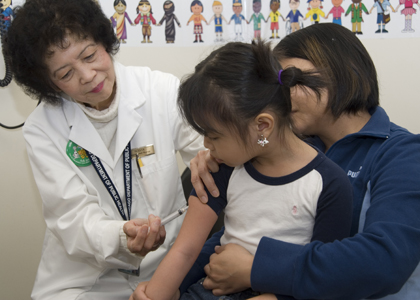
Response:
115,2,126,13
279,58,332,137
45,35,116,111
203,123,256,167
139,3,151,13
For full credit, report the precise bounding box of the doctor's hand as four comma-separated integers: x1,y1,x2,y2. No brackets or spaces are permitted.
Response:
190,150,220,204
202,244,253,295
123,214,166,257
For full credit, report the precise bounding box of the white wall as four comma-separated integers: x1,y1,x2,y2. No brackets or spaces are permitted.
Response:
1,38,419,299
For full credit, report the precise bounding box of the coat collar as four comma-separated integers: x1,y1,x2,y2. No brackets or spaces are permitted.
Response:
64,61,145,168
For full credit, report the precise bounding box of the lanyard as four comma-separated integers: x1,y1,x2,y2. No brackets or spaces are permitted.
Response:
86,143,132,221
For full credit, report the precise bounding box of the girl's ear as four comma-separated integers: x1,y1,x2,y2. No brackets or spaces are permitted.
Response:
253,112,275,138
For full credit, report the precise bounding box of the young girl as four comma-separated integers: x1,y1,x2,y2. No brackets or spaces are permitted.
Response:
130,41,353,300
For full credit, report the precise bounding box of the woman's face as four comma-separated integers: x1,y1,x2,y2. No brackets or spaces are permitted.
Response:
45,35,116,111
280,58,332,136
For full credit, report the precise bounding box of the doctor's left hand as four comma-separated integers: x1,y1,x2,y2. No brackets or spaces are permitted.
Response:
124,214,166,257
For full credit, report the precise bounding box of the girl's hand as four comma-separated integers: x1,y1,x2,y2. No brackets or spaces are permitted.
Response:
123,214,166,257
190,150,220,203
202,244,253,295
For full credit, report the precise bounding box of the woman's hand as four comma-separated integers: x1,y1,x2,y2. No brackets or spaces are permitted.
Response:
190,150,220,203
123,214,166,257
202,244,253,295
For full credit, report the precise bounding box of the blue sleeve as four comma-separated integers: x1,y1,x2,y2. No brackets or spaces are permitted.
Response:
190,164,233,215
311,155,353,243
251,134,420,299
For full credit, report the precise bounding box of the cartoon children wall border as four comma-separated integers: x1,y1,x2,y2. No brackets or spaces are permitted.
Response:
326,0,345,25
345,0,369,34
187,0,208,43
248,0,267,40
208,1,228,42
229,0,247,41
286,0,304,33
267,0,285,39
110,0,134,44
394,0,420,32
157,1,181,44
369,0,395,33
305,0,325,24
134,0,156,43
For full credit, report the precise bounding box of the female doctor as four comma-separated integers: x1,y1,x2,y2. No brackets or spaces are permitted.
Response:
5,0,204,299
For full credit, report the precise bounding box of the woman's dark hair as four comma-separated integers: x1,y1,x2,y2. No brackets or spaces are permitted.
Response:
4,0,119,105
178,41,327,144
274,23,379,118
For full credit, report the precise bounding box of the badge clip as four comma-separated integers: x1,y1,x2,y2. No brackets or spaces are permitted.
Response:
131,145,155,179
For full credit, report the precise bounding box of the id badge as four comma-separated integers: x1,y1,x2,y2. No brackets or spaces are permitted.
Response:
118,268,140,277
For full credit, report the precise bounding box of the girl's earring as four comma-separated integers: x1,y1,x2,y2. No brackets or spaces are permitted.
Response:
257,135,269,147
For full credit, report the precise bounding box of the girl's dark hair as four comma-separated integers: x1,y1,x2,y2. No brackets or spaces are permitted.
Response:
4,0,119,105
274,23,379,118
137,0,153,14
178,41,327,144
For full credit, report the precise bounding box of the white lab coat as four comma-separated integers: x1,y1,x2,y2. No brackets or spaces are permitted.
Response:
24,62,204,300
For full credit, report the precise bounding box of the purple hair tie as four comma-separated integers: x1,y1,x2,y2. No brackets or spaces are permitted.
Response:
278,69,284,85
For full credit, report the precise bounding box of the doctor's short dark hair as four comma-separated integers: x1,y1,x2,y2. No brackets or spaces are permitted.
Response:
274,23,379,118
177,41,327,144
4,0,119,105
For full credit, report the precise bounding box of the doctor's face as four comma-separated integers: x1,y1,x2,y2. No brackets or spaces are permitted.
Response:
45,35,116,111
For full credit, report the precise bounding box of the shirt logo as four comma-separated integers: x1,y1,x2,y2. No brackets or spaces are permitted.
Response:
347,166,362,178
66,140,92,167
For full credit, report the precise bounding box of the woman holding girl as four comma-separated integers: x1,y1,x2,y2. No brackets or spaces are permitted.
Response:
130,41,353,300
191,23,420,300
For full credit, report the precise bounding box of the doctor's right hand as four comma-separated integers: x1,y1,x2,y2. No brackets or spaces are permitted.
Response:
190,150,220,204
123,214,166,257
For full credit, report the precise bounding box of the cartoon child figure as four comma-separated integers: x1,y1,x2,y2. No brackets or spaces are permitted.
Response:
394,0,420,32
369,0,395,33
110,0,134,44
345,0,369,34
157,1,181,43
325,0,345,25
229,0,247,41
208,1,228,42
187,0,208,43
267,0,285,39
248,0,267,40
0,0,14,32
286,0,303,32
305,0,325,23
134,0,156,43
